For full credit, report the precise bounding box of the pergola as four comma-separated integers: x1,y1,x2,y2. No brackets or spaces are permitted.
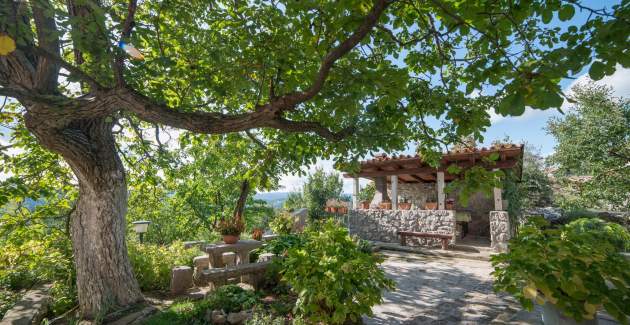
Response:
343,144,524,210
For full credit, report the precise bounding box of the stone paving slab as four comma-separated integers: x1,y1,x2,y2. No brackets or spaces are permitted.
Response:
365,251,618,325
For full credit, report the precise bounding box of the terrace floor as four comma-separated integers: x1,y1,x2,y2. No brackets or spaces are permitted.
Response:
365,251,619,325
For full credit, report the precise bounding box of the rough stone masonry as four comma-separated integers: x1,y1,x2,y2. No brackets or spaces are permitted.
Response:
348,209,456,247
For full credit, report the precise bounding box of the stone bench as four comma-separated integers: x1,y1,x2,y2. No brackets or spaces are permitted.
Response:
200,260,271,290
397,231,453,250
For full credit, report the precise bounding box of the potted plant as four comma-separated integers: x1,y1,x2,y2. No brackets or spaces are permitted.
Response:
379,200,392,210
360,201,371,209
424,192,437,210
217,217,245,244
251,228,263,241
398,197,411,210
492,218,630,325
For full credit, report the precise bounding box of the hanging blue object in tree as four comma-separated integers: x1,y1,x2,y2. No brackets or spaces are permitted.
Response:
118,41,144,60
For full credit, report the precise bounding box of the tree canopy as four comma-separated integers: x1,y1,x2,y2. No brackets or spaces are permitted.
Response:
547,84,630,211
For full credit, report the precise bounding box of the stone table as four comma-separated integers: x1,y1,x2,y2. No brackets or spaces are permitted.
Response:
205,240,262,268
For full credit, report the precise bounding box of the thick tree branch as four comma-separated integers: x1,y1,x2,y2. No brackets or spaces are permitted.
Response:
30,0,61,92
121,0,388,142
115,0,139,86
263,118,355,142
254,0,391,114
25,46,104,91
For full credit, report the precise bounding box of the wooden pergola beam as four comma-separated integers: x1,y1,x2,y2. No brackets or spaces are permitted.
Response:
343,159,519,178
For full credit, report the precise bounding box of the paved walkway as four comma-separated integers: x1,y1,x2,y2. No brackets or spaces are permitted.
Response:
365,251,618,325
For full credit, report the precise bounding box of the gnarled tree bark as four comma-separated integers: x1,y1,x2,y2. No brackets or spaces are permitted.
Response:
25,114,143,318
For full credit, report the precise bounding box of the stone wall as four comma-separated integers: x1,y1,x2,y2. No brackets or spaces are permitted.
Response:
348,209,455,247
382,183,495,237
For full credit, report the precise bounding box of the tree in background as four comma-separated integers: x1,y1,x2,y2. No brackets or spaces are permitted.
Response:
2,0,629,316
503,144,554,218
283,192,306,211
303,168,344,219
283,168,343,219
358,182,376,203
547,85,629,211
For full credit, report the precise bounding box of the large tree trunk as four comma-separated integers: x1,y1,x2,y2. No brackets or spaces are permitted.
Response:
233,179,250,220
25,113,143,318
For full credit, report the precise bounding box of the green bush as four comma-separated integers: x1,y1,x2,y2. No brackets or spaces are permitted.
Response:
262,234,305,256
281,220,395,324
565,218,630,251
269,212,294,235
207,285,260,313
127,241,199,291
143,299,211,325
492,218,630,323
0,289,21,319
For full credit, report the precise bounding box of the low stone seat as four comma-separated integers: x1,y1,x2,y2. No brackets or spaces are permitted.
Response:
200,260,271,290
397,231,453,250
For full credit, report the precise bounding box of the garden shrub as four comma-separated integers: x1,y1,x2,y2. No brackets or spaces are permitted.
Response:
281,220,395,324
206,284,260,313
269,212,294,235
143,299,212,325
127,241,199,291
492,218,630,323
0,223,76,318
262,234,305,256
565,218,630,251
0,289,21,319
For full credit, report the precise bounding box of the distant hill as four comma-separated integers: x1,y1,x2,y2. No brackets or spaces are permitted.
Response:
254,192,291,208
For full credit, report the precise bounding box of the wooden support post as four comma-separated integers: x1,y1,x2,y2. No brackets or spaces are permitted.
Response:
391,175,398,210
352,177,359,209
437,171,445,210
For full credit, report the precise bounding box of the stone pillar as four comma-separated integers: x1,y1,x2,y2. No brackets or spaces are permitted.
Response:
489,211,510,252
493,168,503,211
171,266,193,294
391,175,398,210
437,171,445,210
193,255,209,286
371,176,389,206
352,177,359,209
493,187,503,211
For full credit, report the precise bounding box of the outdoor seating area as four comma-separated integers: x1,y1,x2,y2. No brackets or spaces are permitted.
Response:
344,144,523,251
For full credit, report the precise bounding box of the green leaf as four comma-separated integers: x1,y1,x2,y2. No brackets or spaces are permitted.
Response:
558,5,575,21
588,61,606,80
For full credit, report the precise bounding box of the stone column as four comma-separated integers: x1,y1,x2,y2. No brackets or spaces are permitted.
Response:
371,176,389,206
489,211,510,252
391,175,398,210
493,169,503,211
437,171,445,210
352,177,359,209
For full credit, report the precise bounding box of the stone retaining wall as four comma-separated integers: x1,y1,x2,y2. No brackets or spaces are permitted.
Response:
348,209,456,247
